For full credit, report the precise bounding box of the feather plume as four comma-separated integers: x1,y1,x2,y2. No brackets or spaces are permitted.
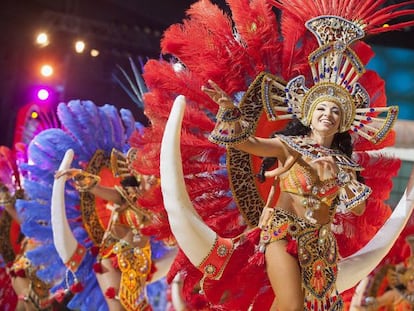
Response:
131,0,412,309
15,100,146,310
335,152,401,257
162,0,252,94
227,0,282,74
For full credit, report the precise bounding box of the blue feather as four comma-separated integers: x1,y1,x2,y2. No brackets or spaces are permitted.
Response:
147,278,169,311
16,100,165,311
121,109,144,145
102,104,125,151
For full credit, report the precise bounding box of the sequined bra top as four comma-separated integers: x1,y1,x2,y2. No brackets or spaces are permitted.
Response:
275,135,372,221
279,159,340,207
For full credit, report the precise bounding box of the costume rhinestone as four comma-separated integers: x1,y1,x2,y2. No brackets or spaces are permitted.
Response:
217,245,228,257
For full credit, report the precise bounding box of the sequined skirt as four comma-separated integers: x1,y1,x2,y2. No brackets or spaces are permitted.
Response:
261,208,343,311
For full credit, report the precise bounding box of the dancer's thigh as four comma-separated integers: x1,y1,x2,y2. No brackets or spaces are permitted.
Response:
265,240,303,311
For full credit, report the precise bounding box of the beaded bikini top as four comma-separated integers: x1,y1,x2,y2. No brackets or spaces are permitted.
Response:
278,159,339,205
276,135,371,220
276,134,363,170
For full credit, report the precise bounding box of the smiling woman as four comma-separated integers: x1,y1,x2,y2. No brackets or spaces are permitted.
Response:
309,101,342,145
203,74,373,309
146,0,413,309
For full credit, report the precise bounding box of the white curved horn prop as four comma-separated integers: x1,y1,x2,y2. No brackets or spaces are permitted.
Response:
51,149,78,264
160,95,216,266
337,168,414,293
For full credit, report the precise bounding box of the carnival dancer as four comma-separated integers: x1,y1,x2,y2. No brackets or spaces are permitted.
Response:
0,176,20,310
351,219,414,310
132,0,414,310
0,146,62,311
54,148,160,311
0,100,76,310
0,146,21,310
203,74,388,309
359,266,414,310
17,100,175,311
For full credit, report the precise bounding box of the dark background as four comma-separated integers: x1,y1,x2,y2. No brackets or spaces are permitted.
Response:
0,0,413,147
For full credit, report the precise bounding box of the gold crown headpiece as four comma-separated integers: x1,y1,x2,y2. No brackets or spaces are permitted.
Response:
110,148,142,183
262,15,398,144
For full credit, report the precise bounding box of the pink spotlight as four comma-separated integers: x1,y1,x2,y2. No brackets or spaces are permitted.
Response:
37,88,50,101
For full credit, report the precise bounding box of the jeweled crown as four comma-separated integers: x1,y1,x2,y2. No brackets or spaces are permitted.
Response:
262,15,398,144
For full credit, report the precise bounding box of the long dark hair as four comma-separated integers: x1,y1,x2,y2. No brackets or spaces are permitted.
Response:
120,175,140,188
257,119,363,182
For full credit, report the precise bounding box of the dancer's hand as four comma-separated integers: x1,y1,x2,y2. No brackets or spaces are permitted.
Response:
201,80,234,108
258,206,274,229
55,169,100,191
54,168,84,180
311,156,340,180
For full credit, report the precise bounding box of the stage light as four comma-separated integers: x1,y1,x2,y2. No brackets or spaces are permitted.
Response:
75,40,86,53
173,62,185,72
37,88,50,101
36,32,49,47
90,49,100,57
40,64,54,77
31,111,39,119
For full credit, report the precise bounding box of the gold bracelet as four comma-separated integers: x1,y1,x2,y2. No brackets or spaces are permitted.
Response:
208,106,252,146
72,171,101,192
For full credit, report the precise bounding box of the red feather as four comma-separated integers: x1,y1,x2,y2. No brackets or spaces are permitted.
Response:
227,0,282,74
129,0,412,309
335,153,401,257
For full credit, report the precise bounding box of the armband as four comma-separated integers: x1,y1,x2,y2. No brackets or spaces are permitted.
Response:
336,180,372,213
336,169,351,187
208,105,252,146
72,171,100,192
